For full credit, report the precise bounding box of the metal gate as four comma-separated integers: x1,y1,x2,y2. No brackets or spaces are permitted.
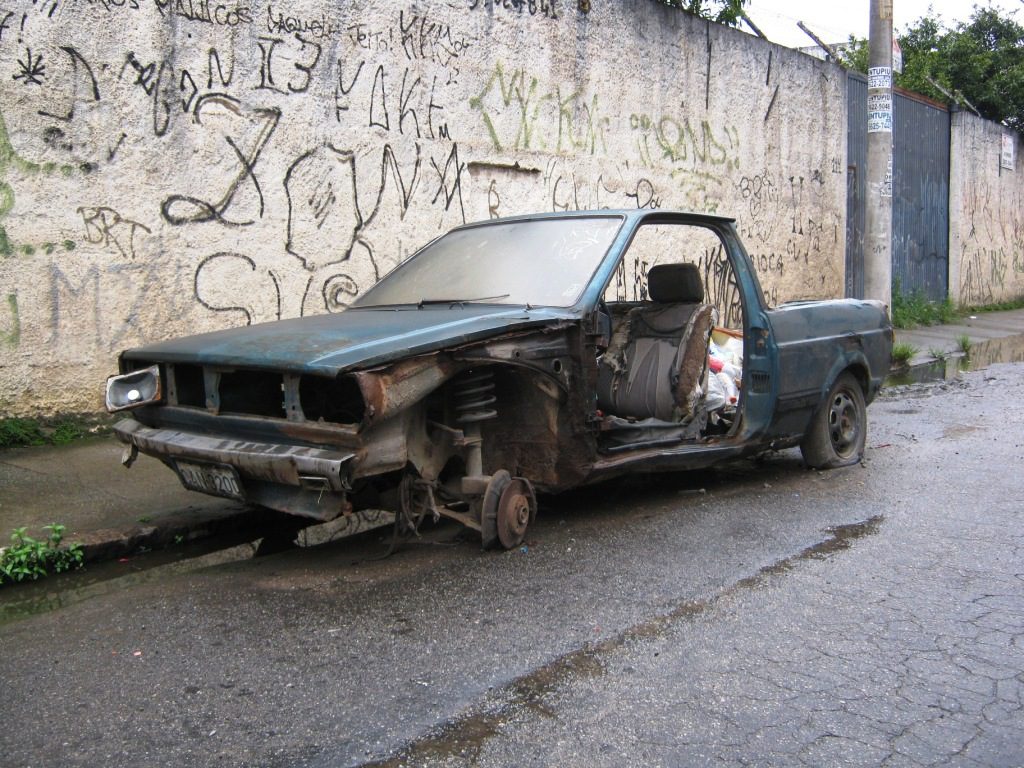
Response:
846,74,950,301
892,90,950,301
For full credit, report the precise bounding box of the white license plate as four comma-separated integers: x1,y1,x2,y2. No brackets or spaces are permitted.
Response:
175,461,244,500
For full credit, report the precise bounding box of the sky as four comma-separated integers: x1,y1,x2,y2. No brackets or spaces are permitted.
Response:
741,0,1023,48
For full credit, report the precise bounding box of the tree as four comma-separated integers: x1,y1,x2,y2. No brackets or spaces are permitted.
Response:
937,8,1024,131
836,35,868,73
839,6,1024,131
655,0,747,26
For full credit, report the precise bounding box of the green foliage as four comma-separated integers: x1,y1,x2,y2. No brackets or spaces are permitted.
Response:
0,417,90,448
963,297,1024,313
0,418,46,448
956,334,973,355
654,0,747,26
891,286,960,329
50,421,84,445
0,524,84,584
890,342,918,366
837,36,869,72
843,7,1024,131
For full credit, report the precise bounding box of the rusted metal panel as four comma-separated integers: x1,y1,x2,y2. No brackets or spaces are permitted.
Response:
114,418,356,490
355,353,455,424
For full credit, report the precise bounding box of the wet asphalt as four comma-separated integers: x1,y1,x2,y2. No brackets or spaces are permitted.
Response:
0,364,1022,767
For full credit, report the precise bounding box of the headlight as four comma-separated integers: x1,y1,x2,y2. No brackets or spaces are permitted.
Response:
105,364,163,412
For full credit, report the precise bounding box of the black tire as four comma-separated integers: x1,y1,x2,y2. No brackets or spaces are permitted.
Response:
800,372,867,469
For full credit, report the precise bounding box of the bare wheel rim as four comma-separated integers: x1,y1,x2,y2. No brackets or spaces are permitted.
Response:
827,390,860,457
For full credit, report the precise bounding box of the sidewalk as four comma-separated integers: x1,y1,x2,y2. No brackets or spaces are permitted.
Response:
0,435,265,562
2,308,1023,565
895,307,1024,366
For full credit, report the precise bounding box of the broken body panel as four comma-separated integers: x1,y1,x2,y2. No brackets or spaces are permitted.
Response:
108,210,892,548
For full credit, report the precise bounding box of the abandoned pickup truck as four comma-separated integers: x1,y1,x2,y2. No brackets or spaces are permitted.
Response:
106,210,892,549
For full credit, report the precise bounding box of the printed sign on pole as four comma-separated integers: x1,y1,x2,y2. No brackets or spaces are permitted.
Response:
1002,132,1016,171
868,67,892,90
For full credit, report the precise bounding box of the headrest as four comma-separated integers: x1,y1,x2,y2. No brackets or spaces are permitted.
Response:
647,263,704,303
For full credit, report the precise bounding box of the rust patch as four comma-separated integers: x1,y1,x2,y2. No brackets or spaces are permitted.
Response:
356,354,456,424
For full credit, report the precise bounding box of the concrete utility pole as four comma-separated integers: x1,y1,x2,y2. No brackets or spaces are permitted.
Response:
864,0,894,309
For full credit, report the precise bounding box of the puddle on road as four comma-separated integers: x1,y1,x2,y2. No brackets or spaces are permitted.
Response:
365,515,884,767
968,333,1024,369
887,332,1024,386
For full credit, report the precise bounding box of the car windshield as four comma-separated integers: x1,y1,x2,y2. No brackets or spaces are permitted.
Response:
352,216,623,309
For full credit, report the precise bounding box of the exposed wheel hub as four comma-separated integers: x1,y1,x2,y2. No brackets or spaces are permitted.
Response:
480,471,536,550
497,478,536,549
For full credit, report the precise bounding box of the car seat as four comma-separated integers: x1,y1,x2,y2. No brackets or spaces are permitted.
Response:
596,263,715,423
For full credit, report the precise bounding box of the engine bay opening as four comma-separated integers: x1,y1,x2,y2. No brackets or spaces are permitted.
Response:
300,375,366,425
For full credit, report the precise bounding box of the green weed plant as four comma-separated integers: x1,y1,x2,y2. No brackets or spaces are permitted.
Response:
890,342,918,367
0,524,83,584
891,287,959,329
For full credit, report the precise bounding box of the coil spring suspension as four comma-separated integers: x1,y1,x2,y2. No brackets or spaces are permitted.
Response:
453,370,498,423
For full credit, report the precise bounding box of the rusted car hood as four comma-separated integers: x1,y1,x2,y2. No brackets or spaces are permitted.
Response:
122,305,575,375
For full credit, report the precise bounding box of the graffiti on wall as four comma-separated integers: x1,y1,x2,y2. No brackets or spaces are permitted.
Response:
0,0,852,413
469,61,609,156
630,111,740,213
959,178,1024,305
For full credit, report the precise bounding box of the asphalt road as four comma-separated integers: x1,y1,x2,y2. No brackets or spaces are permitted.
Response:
1,364,1022,767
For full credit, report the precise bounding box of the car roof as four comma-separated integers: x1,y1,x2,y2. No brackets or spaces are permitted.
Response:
451,209,737,229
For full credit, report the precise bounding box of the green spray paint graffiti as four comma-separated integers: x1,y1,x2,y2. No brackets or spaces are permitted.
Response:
469,62,609,156
0,109,86,256
2,293,19,346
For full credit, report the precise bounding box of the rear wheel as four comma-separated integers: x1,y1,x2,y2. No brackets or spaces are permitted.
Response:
800,372,866,469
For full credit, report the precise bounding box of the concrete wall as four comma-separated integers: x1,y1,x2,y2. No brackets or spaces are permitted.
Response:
0,0,847,416
949,113,1024,307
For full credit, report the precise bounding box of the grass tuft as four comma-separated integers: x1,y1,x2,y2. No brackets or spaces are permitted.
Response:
891,288,959,329
962,297,1024,314
891,342,918,367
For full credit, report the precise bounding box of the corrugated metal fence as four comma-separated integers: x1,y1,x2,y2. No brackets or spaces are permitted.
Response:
846,72,950,301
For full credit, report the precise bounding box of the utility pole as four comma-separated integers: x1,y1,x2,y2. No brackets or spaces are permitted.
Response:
864,0,893,309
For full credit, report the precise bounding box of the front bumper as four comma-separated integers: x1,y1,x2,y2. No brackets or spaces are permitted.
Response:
114,418,356,493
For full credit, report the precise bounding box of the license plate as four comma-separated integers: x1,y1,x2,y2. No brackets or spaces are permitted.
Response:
175,460,244,500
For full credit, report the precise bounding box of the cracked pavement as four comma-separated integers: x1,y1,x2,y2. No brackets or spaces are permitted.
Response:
380,366,1024,768
1,365,1022,767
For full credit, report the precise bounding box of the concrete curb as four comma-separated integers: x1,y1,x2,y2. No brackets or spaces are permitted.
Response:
72,505,283,564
